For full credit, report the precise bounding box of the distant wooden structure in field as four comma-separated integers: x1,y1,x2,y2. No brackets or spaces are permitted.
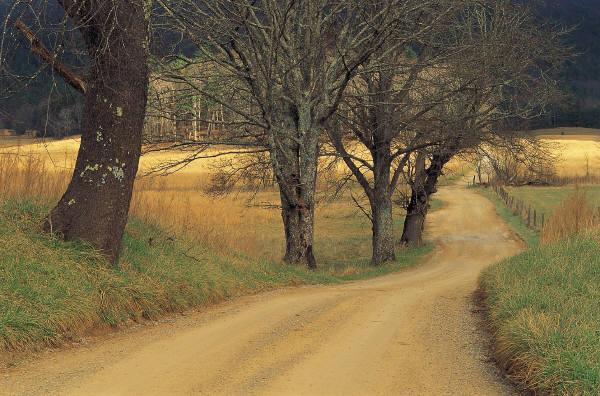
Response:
24,129,41,138
143,74,229,143
0,129,17,137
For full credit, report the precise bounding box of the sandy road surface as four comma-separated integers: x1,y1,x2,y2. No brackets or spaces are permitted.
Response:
1,183,523,395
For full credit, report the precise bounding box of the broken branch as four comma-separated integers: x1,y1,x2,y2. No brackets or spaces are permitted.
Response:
15,19,87,94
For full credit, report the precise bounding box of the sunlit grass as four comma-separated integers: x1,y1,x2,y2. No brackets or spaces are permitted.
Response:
506,186,600,218
481,234,600,395
0,198,338,352
0,137,432,353
480,149,600,394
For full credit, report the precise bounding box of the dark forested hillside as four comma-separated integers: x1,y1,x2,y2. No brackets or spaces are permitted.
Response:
0,2,82,137
534,0,600,128
0,0,599,135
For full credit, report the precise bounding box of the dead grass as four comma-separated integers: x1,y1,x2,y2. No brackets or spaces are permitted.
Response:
539,136,600,178
0,150,70,201
0,136,418,266
130,176,285,259
0,136,432,271
541,190,600,245
0,139,432,354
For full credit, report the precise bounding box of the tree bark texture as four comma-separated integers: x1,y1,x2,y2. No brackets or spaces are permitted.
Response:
46,0,149,265
370,141,396,265
270,103,319,269
401,153,448,245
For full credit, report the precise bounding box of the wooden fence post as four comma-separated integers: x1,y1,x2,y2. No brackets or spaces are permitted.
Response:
541,213,545,228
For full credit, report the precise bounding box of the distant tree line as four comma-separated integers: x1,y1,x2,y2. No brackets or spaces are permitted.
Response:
1,0,593,136
531,0,600,129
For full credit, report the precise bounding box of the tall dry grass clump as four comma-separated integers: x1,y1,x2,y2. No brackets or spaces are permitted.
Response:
130,175,284,258
0,149,284,258
541,189,599,244
0,151,70,201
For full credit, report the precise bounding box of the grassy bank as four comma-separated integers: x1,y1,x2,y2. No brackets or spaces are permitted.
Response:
505,185,600,218
0,198,430,355
480,234,600,395
476,187,539,246
480,187,600,394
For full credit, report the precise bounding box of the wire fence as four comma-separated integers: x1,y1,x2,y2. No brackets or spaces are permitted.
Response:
490,184,600,232
492,185,547,230
534,174,600,186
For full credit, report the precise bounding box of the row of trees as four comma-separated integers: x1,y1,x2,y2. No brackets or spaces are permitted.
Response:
2,0,566,268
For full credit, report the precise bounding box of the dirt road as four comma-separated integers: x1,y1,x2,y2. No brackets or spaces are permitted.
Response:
1,183,523,395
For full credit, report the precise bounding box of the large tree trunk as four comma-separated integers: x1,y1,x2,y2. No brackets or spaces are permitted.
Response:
401,153,448,245
280,189,317,269
271,104,319,269
401,192,428,246
371,194,395,265
45,1,149,265
370,141,396,265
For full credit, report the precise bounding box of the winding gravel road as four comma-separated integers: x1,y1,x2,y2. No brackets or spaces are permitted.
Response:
1,182,523,395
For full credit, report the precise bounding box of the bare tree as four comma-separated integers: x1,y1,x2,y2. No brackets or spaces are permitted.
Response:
4,1,152,264
326,2,479,264
154,0,434,268
399,0,567,245
329,0,567,256
476,139,559,186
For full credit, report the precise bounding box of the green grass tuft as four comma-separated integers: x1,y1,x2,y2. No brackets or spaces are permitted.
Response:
481,234,600,395
0,199,428,353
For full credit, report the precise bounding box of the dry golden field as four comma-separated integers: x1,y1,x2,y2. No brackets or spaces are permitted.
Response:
529,127,600,176
0,136,415,268
4,129,593,264
542,138,600,177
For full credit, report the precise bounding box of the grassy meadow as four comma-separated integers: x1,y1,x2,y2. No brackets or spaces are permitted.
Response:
0,136,434,354
481,233,600,395
0,136,433,266
505,185,600,219
480,129,600,394
539,129,600,178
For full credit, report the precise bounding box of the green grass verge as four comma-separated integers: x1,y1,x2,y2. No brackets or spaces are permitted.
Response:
0,198,429,353
476,187,539,246
480,234,600,395
506,185,600,218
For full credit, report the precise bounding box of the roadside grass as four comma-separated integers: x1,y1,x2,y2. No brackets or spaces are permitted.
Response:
0,146,434,355
0,197,430,354
480,188,600,394
480,233,600,395
505,185,600,218
476,187,539,246
0,198,334,353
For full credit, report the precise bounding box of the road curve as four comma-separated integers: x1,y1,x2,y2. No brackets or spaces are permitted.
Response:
1,182,523,395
